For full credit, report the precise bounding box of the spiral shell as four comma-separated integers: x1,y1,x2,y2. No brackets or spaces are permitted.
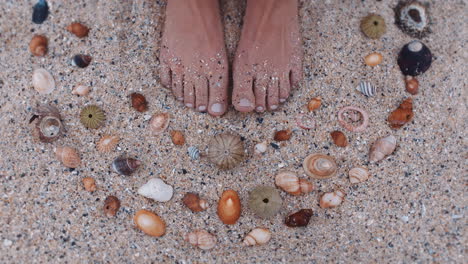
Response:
243,228,271,246
188,146,200,160
32,68,55,94
207,133,245,170
320,190,346,209
182,193,208,212
307,97,321,111
337,106,369,132
66,22,89,38
356,81,376,97
275,171,314,195
388,98,414,129
303,154,337,179
72,85,90,96
30,105,63,143
185,230,217,250
55,146,81,168
103,195,120,217
285,209,313,227
369,135,397,162
149,113,169,134
29,35,48,56
349,167,370,184
96,135,119,153
112,157,141,176
72,54,92,68
130,93,148,112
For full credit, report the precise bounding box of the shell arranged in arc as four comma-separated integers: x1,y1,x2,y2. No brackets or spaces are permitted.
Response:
369,135,397,163
32,68,55,94
55,146,81,168
397,40,432,76
187,146,200,160
394,0,431,38
349,167,370,184
149,113,170,134
248,186,282,219
185,230,217,250
112,157,141,176
303,153,337,179
97,135,119,153
207,133,244,170
80,105,106,129
30,105,63,143
356,81,376,97
360,14,386,39
32,0,49,24
243,228,271,246
275,171,314,195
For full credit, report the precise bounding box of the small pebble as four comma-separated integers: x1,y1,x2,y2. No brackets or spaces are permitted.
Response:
3,239,12,247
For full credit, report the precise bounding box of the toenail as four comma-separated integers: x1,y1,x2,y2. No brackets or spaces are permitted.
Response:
239,98,252,107
211,103,224,113
256,106,264,112
177,97,183,101
270,105,278,110
198,105,206,111
185,103,193,108
280,98,286,103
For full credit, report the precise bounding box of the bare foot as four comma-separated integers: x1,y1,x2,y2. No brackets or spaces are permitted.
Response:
233,0,303,112
159,0,228,116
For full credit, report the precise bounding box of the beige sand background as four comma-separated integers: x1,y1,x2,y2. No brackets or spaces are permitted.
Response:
0,0,466,263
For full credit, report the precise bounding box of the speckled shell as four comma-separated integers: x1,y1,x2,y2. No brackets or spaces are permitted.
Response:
275,171,314,195
349,167,370,184
149,113,169,134
96,135,119,153
356,81,376,97
303,154,337,179
369,135,397,162
207,133,245,170
55,146,81,168
185,230,217,250
30,105,63,143
112,157,141,176
243,228,271,246
32,68,55,94
394,1,431,38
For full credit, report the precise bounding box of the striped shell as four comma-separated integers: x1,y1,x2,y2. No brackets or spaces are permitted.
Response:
275,171,314,195
188,146,200,160
243,228,271,246
185,230,217,250
356,81,376,97
349,167,370,184
303,153,337,179
55,146,81,168
97,135,119,153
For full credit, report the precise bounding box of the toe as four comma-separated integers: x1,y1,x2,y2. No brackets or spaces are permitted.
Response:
160,63,171,89
267,76,280,111
208,73,228,116
279,72,291,103
233,74,255,112
183,76,195,108
171,70,184,101
194,75,208,112
254,76,268,112
290,63,303,89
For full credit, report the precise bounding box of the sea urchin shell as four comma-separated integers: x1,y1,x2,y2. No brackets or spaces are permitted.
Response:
80,105,106,129
394,0,431,38
360,14,386,39
248,186,282,219
207,133,244,170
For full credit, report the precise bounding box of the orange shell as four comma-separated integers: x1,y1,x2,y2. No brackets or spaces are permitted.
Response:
388,98,414,129
217,190,241,225
134,209,166,237
66,22,89,38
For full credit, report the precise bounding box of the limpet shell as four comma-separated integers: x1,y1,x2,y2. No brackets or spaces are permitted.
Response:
397,40,432,76
96,135,119,153
217,190,241,225
349,167,370,184
364,52,383,67
207,133,244,170
32,68,55,94
55,146,81,168
394,1,431,38
303,153,337,179
80,105,106,129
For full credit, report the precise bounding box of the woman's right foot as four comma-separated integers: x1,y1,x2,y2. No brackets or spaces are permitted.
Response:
159,0,228,116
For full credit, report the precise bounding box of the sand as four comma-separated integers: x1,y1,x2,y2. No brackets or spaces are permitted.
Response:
0,0,466,263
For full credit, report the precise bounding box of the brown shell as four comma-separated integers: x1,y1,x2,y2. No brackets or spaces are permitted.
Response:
182,193,208,212
170,130,185,146
103,196,120,217
307,97,321,111
82,177,96,192
55,146,81,168
134,209,166,237
207,133,244,170
275,171,314,195
303,153,337,179
274,129,292,141
285,209,313,227
330,131,347,147
30,105,63,143
112,157,141,176
29,35,48,56
217,190,241,225
130,93,148,112
405,77,419,95
388,98,414,129
66,22,89,38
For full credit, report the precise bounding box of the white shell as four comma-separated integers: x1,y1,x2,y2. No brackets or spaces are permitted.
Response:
185,230,216,250
369,135,397,162
254,142,267,154
275,171,314,195
137,178,173,202
349,167,370,184
320,190,346,209
356,81,376,97
188,146,200,160
243,228,271,246
32,68,55,94
72,85,90,96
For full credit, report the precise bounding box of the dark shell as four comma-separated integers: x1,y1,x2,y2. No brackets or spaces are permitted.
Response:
112,157,141,176
394,1,431,38
285,209,313,227
130,93,148,112
248,186,282,218
72,54,92,68
30,105,63,143
32,0,49,24
397,40,432,76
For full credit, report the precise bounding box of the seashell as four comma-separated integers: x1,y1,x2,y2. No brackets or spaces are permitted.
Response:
137,178,173,202
185,230,216,250
182,193,208,212
217,190,241,225
96,135,119,153
170,130,185,145
337,106,369,132
285,209,313,227
320,190,346,209
207,133,244,170
72,85,90,96
364,52,383,67
369,135,397,162
103,195,120,217
130,93,148,112
32,0,49,24
398,40,432,76
355,81,376,97
30,104,63,143
296,113,315,130
29,35,48,56
330,131,347,147
303,153,337,180
32,68,55,94
405,76,419,95
188,146,200,160
72,54,92,68
248,186,282,219
243,228,271,246
307,97,321,111
254,142,268,154
274,129,292,141
82,177,96,192
388,98,414,129
80,105,106,129
349,167,370,184
275,171,314,195
149,113,169,134
112,157,141,176
360,14,386,39
55,146,81,168
66,22,89,38
394,1,431,38
134,209,166,237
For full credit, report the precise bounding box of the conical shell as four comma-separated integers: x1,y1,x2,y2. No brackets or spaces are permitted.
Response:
349,167,370,184
369,135,397,162
243,228,271,246
32,68,55,94
356,81,376,97
149,113,169,134
97,135,119,153
30,105,63,143
29,35,48,56
55,146,81,168
303,154,337,179
66,22,89,38
207,133,245,170
187,146,200,160
112,157,141,176
217,190,241,224
185,230,217,250
275,171,313,195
